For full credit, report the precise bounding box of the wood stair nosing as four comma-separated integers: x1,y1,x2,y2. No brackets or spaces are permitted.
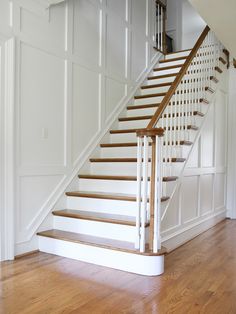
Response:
78,174,178,182
219,57,227,65
37,229,167,256
205,86,215,94
89,157,186,163
52,209,147,227
134,92,166,100
215,66,223,74
119,115,153,122
141,82,172,90
100,140,193,148
65,191,170,203
127,103,160,110
210,76,219,83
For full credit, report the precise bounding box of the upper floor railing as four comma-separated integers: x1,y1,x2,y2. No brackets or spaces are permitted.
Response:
155,0,167,54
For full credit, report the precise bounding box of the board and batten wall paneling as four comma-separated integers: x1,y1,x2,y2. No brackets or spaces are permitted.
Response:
0,0,160,255
162,81,228,250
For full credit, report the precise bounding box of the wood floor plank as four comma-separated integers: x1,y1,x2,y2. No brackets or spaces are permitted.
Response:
1,219,236,314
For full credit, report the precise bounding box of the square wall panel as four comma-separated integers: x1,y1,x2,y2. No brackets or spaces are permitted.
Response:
72,63,100,163
106,13,127,79
214,173,225,211
200,174,213,215
215,91,227,167
162,186,180,231
181,176,199,223
20,43,65,167
105,77,126,120
201,105,214,168
73,0,100,66
107,0,127,20
186,139,199,168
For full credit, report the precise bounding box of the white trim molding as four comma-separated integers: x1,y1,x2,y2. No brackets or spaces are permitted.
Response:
0,37,16,261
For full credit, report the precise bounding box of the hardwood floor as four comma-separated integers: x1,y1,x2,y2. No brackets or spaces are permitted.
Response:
1,219,236,314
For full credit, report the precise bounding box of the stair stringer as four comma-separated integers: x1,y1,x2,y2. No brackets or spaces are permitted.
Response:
159,67,228,251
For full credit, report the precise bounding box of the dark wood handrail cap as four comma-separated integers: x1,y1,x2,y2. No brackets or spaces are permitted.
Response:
136,128,164,138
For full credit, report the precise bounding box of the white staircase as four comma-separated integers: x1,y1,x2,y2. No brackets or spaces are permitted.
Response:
37,28,228,276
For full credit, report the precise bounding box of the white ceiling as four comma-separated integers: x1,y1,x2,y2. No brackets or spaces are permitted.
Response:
189,0,236,58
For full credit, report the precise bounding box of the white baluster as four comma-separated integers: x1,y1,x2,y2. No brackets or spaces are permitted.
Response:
153,135,163,253
136,136,142,249
140,135,149,252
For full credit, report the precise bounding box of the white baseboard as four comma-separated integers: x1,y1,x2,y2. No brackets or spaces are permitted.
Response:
162,210,227,252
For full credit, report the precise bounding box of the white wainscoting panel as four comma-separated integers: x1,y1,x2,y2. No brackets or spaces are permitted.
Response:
0,0,161,255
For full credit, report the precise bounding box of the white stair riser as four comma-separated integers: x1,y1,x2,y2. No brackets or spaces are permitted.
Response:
90,162,184,176
119,115,203,130
165,51,190,60
100,145,189,158
53,216,137,242
152,67,180,76
134,95,164,106
67,195,138,215
125,102,208,118
109,129,197,143
146,76,176,85
158,59,186,68
126,107,157,117
78,179,175,196
141,85,170,95
38,236,165,276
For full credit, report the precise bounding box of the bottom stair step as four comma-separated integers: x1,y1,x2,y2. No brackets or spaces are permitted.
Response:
37,229,166,276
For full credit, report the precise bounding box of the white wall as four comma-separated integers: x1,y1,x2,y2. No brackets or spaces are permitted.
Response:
189,0,236,59
226,64,236,219
162,70,228,250
0,0,159,256
166,0,205,51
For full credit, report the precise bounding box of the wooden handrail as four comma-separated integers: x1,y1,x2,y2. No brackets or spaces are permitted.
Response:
147,25,210,130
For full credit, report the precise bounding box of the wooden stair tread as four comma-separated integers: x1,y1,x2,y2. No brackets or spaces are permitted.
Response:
78,174,178,182
65,191,170,202
89,157,186,163
37,229,166,256
52,209,146,227
127,103,160,110
110,125,198,134
205,86,215,93
141,82,172,90
219,57,227,65
148,73,177,80
100,140,192,148
210,76,219,83
119,115,153,122
159,56,187,63
215,66,223,73
134,92,166,100
153,64,182,71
